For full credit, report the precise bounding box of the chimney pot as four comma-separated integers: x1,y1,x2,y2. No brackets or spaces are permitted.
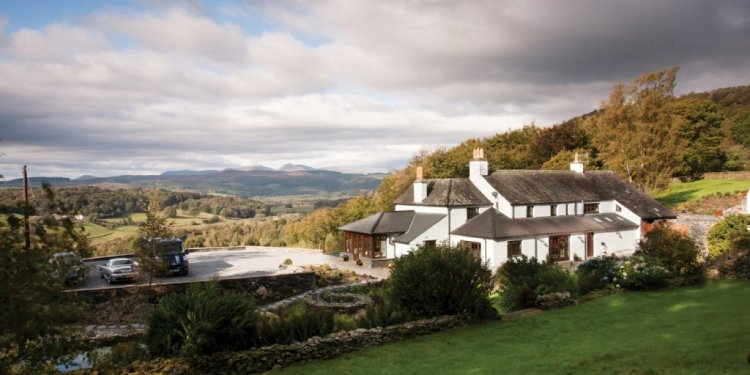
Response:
416,166,423,181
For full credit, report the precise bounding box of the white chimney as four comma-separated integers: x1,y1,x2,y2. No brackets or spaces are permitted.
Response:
469,148,489,178
570,152,584,174
413,166,427,203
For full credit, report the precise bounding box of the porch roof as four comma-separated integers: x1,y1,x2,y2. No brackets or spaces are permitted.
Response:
451,209,639,240
339,210,445,237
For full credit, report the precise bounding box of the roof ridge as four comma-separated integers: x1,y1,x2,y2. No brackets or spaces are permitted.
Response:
370,211,386,233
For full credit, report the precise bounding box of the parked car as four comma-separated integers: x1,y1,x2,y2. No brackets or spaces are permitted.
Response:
99,258,137,284
140,237,189,277
49,252,87,287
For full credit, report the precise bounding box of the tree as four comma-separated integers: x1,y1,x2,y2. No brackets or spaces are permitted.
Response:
728,109,750,148
672,99,725,181
585,67,682,191
0,183,88,372
134,192,174,289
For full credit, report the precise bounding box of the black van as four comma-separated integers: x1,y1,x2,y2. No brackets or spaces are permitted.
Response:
141,237,189,276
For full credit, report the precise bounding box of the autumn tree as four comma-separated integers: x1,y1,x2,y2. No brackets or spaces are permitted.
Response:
585,67,682,191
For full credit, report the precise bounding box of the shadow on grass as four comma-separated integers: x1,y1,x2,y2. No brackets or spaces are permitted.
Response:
654,189,700,207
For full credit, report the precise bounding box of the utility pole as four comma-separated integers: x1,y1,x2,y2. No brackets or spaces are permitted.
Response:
23,165,30,250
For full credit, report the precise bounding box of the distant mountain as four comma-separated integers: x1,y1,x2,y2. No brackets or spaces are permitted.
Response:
0,169,384,197
278,163,316,172
161,170,221,177
74,175,99,180
230,165,275,172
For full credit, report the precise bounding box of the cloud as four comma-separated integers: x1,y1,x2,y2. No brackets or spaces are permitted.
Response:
0,1,749,180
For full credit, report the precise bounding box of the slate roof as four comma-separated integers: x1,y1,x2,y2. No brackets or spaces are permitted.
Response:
483,170,675,220
394,214,446,244
339,210,446,239
451,209,639,240
393,178,492,207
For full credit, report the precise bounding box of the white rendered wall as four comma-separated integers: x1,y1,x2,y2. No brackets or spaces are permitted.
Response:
533,205,551,217
595,229,639,256
512,206,527,218
469,175,514,216
405,217,449,249
569,233,587,259
394,204,448,214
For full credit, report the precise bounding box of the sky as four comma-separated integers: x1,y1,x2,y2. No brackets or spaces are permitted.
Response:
0,0,749,179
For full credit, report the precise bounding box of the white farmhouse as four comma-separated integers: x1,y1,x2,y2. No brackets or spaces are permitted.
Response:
340,149,676,269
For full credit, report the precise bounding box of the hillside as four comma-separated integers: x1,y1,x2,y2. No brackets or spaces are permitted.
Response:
0,169,384,197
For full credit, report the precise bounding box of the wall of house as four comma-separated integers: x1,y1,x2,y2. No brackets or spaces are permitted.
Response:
512,205,526,218
488,238,540,269
532,205,551,217
569,233,587,259
404,217,450,250
394,205,447,215
595,229,639,256
468,175,513,216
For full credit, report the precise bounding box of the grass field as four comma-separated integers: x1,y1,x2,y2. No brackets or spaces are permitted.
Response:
276,280,750,375
88,211,237,245
653,179,750,208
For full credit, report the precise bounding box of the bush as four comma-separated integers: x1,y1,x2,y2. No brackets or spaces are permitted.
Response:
257,301,335,345
707,214,750,257
638,227,705,286
495,256,577,312
615,255,669,290
144,281,259,357
575,255,621,294
389,245,494,318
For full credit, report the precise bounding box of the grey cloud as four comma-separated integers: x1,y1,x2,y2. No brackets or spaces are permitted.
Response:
1,0,749,179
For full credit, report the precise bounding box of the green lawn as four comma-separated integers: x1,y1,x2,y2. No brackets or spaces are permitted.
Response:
653,179,750,207
276,280,750,374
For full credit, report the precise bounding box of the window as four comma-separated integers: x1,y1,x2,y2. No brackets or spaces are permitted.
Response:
423,240,436,249
467,207,479,220
508,240,522,258
615,205,622,212
459,240,481,259
551,205,557,217
584,203,599,214
527,205,534,218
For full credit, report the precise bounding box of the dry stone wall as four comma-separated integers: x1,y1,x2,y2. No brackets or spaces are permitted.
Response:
108,314,471,374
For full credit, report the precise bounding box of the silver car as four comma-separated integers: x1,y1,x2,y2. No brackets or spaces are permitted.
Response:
99,258,137,284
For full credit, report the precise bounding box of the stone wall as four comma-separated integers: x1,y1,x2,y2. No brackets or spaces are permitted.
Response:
67,272,316,304
108,314,471,374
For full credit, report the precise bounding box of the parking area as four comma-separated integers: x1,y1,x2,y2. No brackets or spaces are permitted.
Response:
76,246,390,290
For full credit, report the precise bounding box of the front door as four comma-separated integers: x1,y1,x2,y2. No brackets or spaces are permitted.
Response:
586,232,594,258
549,235,570,262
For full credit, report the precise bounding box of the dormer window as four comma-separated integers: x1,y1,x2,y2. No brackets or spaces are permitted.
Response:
527,205,534,218
584,203,599,214
467,207,479,220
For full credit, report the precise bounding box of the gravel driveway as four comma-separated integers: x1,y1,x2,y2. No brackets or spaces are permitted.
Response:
75,246,389,290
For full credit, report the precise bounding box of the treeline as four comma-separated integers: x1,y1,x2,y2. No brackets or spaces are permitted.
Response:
280,67,750,252
414,68,750,191
0,186,266,220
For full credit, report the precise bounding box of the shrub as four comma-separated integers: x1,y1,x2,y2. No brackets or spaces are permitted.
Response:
638,227,705,286
283,258,293,266
615,255,669,290
389,245,494,318
495,256,577,312
575,255,621,294
535,292,573,310
707,214,750,257
257,301,335,345
144,281,258,357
